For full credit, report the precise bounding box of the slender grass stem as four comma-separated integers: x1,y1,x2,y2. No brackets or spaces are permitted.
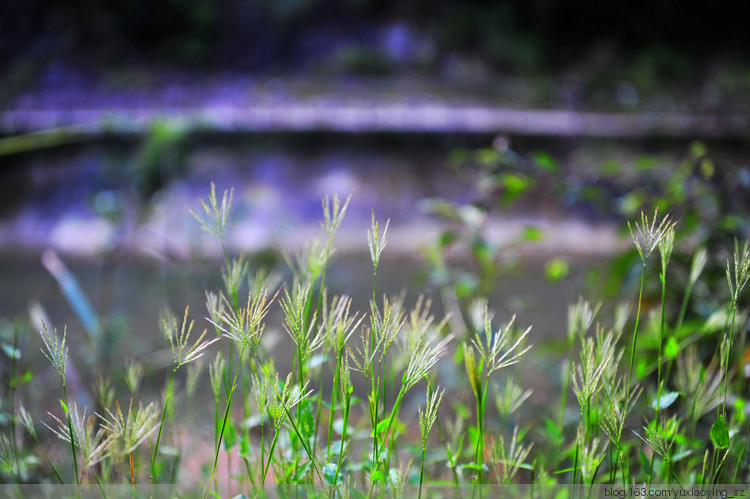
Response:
722,303,737,415
150,369,175,483
627,264,647,390
260,428,280,486
326,351,343,460
418,446,426,499
61,384,80,487
206,344,247,496
656,271,667,424
331,391,351,499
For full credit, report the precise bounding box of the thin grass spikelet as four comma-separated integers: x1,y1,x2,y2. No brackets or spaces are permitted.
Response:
19,404,36,439
99,400,159,456
658,225,676,275
322,193,351,245
322,294,363,353
572,327,619,408
600,377,642,455
281,282,324,358
161,306,217,368
46,402,114,470
491,426,533,484
471,308,533,376
185,361,204,398
209,351,225,400
495,377,533,420
39,322,67,383
367,211,390,268
688,246,709,288
628,208,676,263
125,360,144,395
190,182,233,242
211,289,276,354
418,386,444,448
404,330,453,391
567,298,601,342
94,374,115,409
726,239,750,303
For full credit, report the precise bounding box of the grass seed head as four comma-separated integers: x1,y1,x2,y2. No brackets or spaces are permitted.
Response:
367,211,390,269
658,225,676,275
46,403,114,469
162,306,217,368
94,374,115,409
495,377,533,419
689,246,709,287
491,426,533,484
99,400,159,456
726,238,750,303
39,322,67,384
418,385,444,448
209,351,225,400
628,207,676,263
124,360,144,395
190,182,233,242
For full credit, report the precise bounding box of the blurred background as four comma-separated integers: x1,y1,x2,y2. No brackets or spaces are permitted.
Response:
2,0,750,477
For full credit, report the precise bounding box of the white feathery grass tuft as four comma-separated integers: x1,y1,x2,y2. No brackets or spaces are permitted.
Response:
367,211,390,268
471,307,533,377
418,385,444,448
39,323,67,383
567,298,600,342
124,359,144,394
688,246,709,288
491,426,533,484
658,225,676,274
210,288,277,354
726,239,750,303
98,400,159,456
161,306,217,368
190,182,233,242
45,402,114,469
628,207,676,263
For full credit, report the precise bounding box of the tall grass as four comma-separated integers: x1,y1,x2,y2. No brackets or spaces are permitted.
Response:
3,187,750,493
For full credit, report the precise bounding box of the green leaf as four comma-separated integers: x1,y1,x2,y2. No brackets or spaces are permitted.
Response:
374,417,392,436
10,371,33,388
544,258,570,282
664,336,680,360
370,470,384,482
294,461,312,481
651,391,680,410
710,415,730,449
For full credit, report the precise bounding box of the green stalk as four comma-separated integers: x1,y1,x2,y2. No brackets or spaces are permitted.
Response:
722,302,738,415
9,323,20,482
627,264,647,390
150,369,176,483
656,271,667,427
331,390,351,499
377,387,405,465
472,382,489,485
206,344,246,496
326,351,343,459
61,384,80,487
260,428,280,486
418,445,427,499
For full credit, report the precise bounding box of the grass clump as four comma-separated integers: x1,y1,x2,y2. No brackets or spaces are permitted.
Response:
2,185,750,496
